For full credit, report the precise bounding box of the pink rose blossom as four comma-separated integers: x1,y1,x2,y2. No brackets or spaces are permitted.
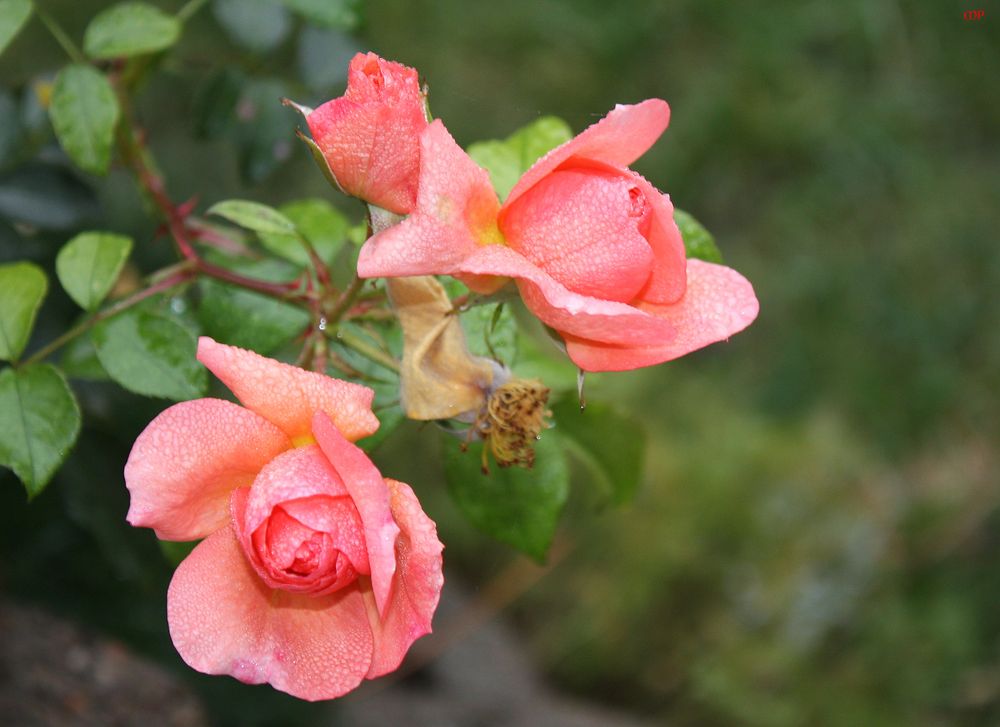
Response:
124,337,444,701
356,100,759,371
306,52,428,215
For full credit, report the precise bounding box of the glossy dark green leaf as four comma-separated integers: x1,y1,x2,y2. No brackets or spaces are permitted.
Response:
197,257,308,354
467,116,572,201
83,2,181,59
674,208,723,264
212,0,290,53
552,397,646,505
49,65,120,176
55,232,133,311
207,199,295,235
258,198,350,266
280,0,361,29
444,431,569,562
0,163,101,230
91,309,207,400
0,364,81,498
193,68,244,139
159,538,197,566
0,89,21,169
0,0,32,57
0,261,47,362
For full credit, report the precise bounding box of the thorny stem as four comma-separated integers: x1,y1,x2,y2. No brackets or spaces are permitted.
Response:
22,262,197,366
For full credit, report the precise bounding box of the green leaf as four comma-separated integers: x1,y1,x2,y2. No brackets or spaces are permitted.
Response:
49,65,120,176
83,2,181,59
60,334,109,381
0,261,47,362
0,364,81,498
674,208,723,264
444,431,569,562
159,538,197,567
91,309,207,400
280,0,361,29
197,257,309,354
552,397,646,505
212,0,290,53
461,302,517,365
0,0,31,57
258,198,349,266
467,116,573,202
207,199,296,235
55,232,133,311
193,68,244,139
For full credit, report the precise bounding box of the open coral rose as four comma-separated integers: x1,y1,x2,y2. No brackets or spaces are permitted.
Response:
124,337,443,701
356,99,759,371
306,52,428,215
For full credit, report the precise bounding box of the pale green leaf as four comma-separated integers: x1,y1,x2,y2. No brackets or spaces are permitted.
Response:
56,232,133,311
674,208,723,264
0,0,31,57
258,198,349,266
49,65,120,176
467,116,572,201
83,2,181,60
208,198,296,235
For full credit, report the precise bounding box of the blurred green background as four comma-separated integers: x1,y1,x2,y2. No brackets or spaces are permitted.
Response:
1,1,998,725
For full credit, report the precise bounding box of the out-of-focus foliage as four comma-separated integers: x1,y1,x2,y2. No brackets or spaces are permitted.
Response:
0,0,997,725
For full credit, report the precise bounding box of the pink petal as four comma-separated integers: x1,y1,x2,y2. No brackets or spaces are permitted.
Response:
500,167,654,303
241,445,350,535
313,412,400,619
365,478,444,679
167,525,375,701
458,244,675,346
124,398,290,541
357,120,501,279
564,259,760,371
505,99,670,210
632,185,687,305
196,337,378,442
306,53,426,215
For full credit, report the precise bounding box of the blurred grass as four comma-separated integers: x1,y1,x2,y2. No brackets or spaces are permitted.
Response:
1,0,998,725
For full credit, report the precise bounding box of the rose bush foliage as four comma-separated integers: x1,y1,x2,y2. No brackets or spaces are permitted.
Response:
125,338,443,701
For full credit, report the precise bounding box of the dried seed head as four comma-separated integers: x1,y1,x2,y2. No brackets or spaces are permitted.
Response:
474,377,551,470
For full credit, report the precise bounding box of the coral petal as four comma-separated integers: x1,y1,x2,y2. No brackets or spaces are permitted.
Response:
125,399,290,541
633,186,687,305
313,412,399,619
196,337,378,442
365,478,444,679
458,245,674,345
506,99,670,209
357,120,501,279
564,259,759,371
168,526,374,701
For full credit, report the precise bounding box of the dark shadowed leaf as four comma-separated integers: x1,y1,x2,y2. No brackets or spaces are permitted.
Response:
444,431,569,562
297,25,360,93
280,0,361,29
91,308,207,400
0,163,101,230
0,364,81,498
55,231,133,311
212,0,291,53
49,65,120,175
0,261,47,362
193,68,245,139
83,2,181,59
552,397,646,505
